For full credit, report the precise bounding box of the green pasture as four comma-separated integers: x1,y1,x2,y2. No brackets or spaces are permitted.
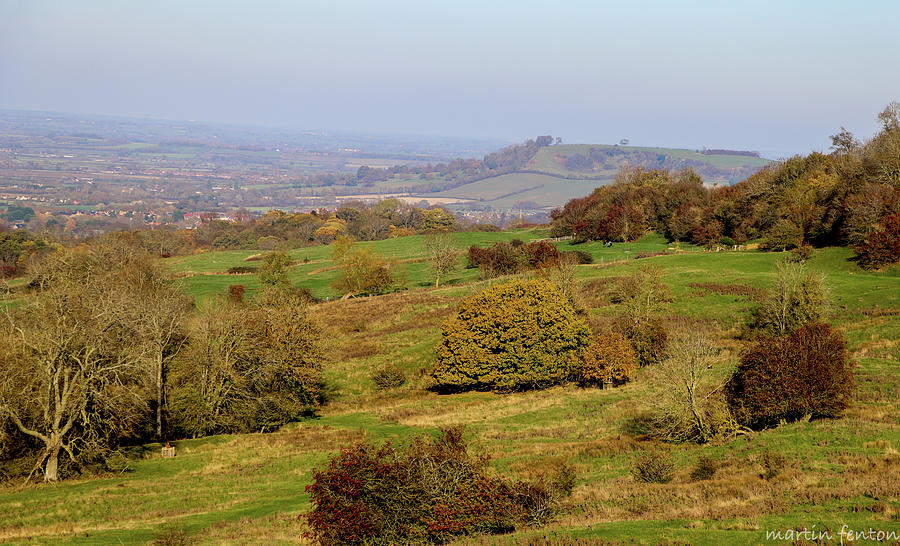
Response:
2,236,898,544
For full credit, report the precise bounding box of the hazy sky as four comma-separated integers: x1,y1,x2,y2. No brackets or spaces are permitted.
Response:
1,0,897,158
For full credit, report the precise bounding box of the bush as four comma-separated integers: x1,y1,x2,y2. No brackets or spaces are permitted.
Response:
617,317,668,367
227,265,257,274
304,428,570,545
631,450,675,483
372,363,406,390
563,249,594,264
689,455,719,481
466,241,564,277
725,323,854,429
788,243,814,262
761,450,786,480
854,213,900,269
522,240,561,269
750,262,827,336
433,278,590,392
579,330,637,387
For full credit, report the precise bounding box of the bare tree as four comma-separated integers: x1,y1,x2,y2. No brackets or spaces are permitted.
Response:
424,233,460,287
0,250,146,481
751,261,827,336
644,327,736,443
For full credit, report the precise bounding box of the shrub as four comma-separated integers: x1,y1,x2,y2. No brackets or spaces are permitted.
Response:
854,213,900,269
227,265,257,274
689,455,719,481
522,240,561,270
788,243,814,262
466,241,564,278
433,278,590,392
749,262,827,336
332,246,394,296
372,363,406,390
563,249,594,264
631,450,675,483
227,284,245,303
617,317,668,367
304,428,569,545
761,450,786,480
579,330,637,387
725,323,854,429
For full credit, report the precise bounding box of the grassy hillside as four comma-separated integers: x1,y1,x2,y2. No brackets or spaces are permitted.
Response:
1,239,898,544
527,144,772,183
426,173,608,209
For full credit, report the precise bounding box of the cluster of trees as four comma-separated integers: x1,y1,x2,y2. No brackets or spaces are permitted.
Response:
558,147,762,182
305,427,574,545
0,237,324,482
550,103,900,268
465,239,592,278
198,201,458,251
432,259,853,445
0,230,54,277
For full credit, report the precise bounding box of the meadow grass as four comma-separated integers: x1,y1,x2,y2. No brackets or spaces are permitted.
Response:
1,240,898,544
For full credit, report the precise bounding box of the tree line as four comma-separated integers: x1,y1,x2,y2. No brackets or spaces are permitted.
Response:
0,236,325,482
550,103,900,269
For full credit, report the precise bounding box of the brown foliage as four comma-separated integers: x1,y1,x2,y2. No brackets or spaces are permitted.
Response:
726,323,855,429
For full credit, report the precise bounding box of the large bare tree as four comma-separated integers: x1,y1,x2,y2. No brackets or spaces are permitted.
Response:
0,250,147,481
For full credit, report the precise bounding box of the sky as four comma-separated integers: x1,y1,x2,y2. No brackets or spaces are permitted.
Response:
1,0,898,159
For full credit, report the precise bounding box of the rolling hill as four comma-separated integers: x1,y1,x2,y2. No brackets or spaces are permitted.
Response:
412,145,772,210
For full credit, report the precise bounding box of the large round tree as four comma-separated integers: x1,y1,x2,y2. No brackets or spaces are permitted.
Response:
433,278,590,392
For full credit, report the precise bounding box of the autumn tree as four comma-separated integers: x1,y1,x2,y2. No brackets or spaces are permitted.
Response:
332,240,394,298
424,233,461,287
108,244,191,440
170,296,324,436
0,249,148,482
256,251,293,292
644,328,735,442
750,261,828,336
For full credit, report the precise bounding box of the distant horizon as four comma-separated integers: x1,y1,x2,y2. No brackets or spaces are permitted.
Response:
1,106,787,161
3,1,898,160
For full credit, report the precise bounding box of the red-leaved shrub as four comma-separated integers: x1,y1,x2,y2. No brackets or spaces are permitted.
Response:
725,323,854,428
304,427,572,545
854,213,900,270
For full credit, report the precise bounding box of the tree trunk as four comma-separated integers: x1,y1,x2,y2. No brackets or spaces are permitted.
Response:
44,445,60,482
156,352,164,439
435,275,440,288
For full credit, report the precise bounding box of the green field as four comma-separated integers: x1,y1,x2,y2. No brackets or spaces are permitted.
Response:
1,237,898,544
527,144,772,180
425,173,608,209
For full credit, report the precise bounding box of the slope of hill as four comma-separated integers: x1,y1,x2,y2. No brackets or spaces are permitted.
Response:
399,144,772,211
526,144,771,184
2,241,897,544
